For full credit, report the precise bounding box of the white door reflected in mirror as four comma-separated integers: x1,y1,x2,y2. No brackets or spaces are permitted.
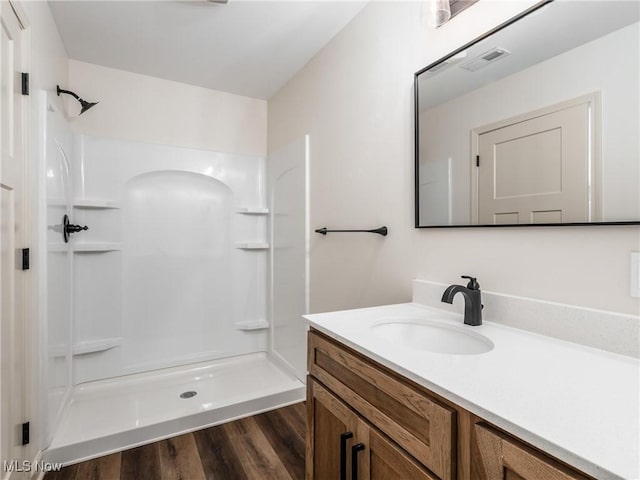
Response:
474,97,594,224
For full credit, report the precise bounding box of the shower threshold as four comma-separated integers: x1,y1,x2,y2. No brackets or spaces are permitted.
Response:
43,352,305,466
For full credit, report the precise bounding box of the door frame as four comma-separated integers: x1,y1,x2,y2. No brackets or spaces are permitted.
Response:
13,0,35,467
470,92,601,224
2,0,34,470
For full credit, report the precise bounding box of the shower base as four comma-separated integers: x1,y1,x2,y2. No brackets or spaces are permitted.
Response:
43,352,305,465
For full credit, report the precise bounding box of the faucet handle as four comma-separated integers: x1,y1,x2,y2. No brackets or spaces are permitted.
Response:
461,275,480,290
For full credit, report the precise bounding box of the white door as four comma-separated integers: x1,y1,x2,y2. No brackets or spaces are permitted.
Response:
1,0,27,476
475,99,593,225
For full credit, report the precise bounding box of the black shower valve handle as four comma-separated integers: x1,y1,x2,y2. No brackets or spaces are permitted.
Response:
65,224,89,234
62,214,89,243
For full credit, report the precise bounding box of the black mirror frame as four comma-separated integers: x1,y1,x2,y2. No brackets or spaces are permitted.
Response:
413,0,640,229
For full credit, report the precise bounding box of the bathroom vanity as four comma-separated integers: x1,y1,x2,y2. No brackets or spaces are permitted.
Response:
304,302,639,480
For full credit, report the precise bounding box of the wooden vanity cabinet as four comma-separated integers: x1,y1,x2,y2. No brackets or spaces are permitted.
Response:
307,329,594,480
471,423,590,480
307,329,456,480
307,379,358,480
308,379,437,480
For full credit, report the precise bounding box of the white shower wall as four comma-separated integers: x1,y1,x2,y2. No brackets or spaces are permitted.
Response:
40,92,74,447
268,136,310,382
70,135,270,383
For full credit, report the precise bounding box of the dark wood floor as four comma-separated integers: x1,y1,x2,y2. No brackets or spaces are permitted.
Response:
45,402,306,480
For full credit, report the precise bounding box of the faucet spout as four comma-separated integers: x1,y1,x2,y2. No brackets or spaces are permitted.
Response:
441,276,483,326
441,284,466,303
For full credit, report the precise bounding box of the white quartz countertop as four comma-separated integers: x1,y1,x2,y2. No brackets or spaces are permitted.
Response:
304,303,640,480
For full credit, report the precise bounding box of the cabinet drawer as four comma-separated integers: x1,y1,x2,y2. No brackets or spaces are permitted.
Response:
473,423,591,480
308,330,456,480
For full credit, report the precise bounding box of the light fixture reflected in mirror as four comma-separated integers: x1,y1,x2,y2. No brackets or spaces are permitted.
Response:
423,0,478,28
426,0,451,28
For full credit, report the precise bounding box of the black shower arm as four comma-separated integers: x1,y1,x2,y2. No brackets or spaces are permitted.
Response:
56,85,98,115
57,86,82,101
314,226,388,236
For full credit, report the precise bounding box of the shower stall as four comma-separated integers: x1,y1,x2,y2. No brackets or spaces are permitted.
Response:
38,91,309,464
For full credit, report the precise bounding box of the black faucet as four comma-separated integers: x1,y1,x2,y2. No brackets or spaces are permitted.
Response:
441,276,483,326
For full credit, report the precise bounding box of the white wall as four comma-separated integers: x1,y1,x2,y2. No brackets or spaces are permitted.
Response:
67,60,267,157
20,0,70,455
268,0,640,317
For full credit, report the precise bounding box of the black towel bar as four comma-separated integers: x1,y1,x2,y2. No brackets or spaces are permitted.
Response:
314,226,388,236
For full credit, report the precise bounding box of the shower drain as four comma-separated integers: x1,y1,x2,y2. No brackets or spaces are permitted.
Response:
180,391,197,399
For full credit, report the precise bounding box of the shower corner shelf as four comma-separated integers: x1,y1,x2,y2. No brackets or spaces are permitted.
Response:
73,337,122,356
235,320,270,331
235,242,269,250
73,199,120,209
73,242,122,252
236,207,269,215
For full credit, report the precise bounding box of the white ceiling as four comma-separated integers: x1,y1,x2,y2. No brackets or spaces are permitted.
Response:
49,0,367,100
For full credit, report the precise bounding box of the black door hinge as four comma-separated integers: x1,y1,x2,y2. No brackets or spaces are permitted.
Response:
21,248,29,270
21,422,29,445
21,73,29,95
476,155,480,167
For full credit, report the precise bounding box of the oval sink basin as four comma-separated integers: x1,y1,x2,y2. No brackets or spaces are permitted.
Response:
371,319,494,355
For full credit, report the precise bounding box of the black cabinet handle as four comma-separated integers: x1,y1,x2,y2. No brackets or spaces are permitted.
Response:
339,432,353,480
351,443,365,480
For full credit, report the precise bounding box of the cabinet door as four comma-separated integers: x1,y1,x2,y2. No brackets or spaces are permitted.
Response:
308,378,439,480
307,378,359,480
360,427,439,480
473,424,590,480
308,331,455,480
